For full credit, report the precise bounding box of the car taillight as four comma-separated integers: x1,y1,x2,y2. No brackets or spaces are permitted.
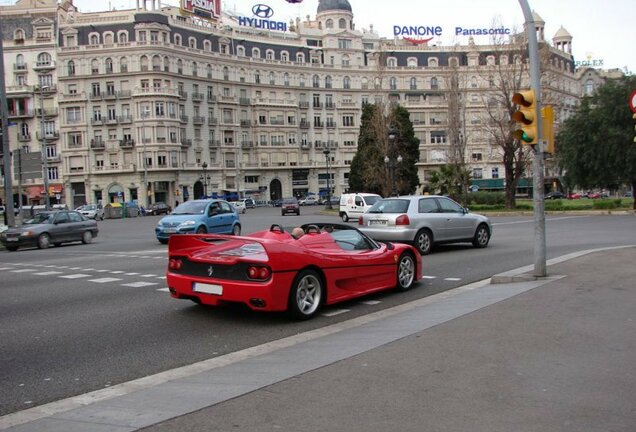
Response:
168,258,183,270
358,216,363,225
395,214,410,225
247,265,271,281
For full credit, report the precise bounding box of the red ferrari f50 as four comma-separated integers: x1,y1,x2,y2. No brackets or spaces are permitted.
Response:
167,223,422,320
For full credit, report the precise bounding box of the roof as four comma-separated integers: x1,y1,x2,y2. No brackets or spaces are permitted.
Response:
553,26,572,39
317,0,352,13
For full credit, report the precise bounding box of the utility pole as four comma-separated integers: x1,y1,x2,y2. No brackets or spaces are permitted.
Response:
39,86,51,210
0,17,17,226
518,0,546,277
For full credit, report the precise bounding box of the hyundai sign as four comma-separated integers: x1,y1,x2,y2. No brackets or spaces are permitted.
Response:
181,0,220,20
239,4,287,31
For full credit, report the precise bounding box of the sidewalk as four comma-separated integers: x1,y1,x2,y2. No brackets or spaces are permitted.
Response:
3,246,635,432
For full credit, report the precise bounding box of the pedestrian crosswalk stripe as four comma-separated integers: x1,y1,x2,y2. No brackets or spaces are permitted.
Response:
156,288,170,292
444,277,462,281
121,281,158,287
96,269,110,273
59,274,91,279
110,271,125,274
422,275,436,279
140,274,157,278
35,271,63,276
124,273,140,276
10,269,36,273
156,276,166,280
322,309,350,317
0,267,14,271
89,277,123,283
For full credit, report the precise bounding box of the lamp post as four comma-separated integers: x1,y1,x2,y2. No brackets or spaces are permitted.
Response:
201,162,208,198
385,127,402,197
141,110,149,207
323,149,332,209
39,85,51,210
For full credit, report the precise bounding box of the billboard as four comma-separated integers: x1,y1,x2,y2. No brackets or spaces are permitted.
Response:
181,0,220,20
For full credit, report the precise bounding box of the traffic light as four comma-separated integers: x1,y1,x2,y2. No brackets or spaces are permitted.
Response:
542,105,555,154
512,89,538,144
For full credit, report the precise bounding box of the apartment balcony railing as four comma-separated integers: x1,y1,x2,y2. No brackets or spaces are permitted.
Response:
90,139,105,150
192,116,205,125
119,139,135,148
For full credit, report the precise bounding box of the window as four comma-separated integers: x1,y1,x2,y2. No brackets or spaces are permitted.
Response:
67,107,81,123
252,47,260,58
343,76,351,89
37,52,52,67
105,58,113,73
67,61,75,76
389,77,397,90
338,39,352,49
296,53,305,63
174,34,182,45
387,57,397,68
410,77,417,90
325,76,332,88
342,115,354,127
473,168,483,179
237,45,245,56
472,153,483,161
120,57,128,72
491,167,499,179
430,77,439,90
326,19,333,29
266,49,274,60
338,18,346,29
407,57,418,68
312,75,320,88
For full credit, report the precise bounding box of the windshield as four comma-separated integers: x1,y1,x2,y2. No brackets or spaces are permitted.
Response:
365,196,381,205
367,199,410,214
25,213,54,224
172,201,207,215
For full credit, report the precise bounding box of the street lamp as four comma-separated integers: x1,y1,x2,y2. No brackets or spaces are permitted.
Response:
200,162,209,198
323,149,332,209
385,127,402,197
39,85,51,210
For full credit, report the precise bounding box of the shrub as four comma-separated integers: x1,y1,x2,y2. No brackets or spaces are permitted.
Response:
593,200,618,210
467,192,505,206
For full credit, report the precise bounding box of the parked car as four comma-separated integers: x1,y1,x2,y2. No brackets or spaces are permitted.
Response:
147,202,171,215
166,223,422,320
239,198,256,209
232,200,247,214
545,191,565,200
281,197,300,216
76,204,104,220
358,195,492,255
155,199,241,244
270,199,282,207
568,193,582,199
339,193,382,222
586,192,602,199
0,210,99,251
299,196,319,206
325,196,340,207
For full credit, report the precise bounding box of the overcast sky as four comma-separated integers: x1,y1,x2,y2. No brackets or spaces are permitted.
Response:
67,0,635,72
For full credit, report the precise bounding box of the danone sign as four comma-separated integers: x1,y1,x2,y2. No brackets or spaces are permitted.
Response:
181,0,220,20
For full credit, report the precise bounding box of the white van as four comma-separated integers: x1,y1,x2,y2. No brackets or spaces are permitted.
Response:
339,193,382,222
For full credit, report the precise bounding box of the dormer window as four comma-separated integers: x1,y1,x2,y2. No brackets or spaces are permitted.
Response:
14,28,25,41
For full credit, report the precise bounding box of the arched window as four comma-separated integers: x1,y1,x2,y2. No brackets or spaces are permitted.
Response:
299,74,306,87
428,57,438,67
139,55,149,72
338,18,346,29
203,40,212,51
255,70,261,84
325,75,332,88
269,72,275,84
223,66,230,80
252,47,261,58
120,57,128,72
239,68,246,83
361,77,368,89
105,57,113,73
189,37,197,49
326,19,334,29
471,76,478,88
89,33,99,45
387,57,397,67
389,77,397,90
342,54,350,66
14,28,25,40
118,31,128,43
266,49,275,60
206,64,212,79
152,55,161,71
343,76,351,89
312,75,320,88
177,59,183,74
407,57,418,68
449,57,459,68
281,51,289,62
192,61,198,76
91,58,99,73
163,56,170,72
585,79,594,96
67,60,75,76
409,77,417,90
430,77,439,90
104,33,114,44
237,45,245,56
37,52,52,66
174,34,182,45
296,52,305,63
283,73,290,86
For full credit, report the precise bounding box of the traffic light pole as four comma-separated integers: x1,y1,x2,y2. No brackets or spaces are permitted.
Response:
519,0,546,277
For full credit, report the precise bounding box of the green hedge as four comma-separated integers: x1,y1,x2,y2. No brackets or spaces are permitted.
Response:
467,192,506,205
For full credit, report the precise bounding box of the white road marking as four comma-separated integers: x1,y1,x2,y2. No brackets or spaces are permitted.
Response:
110,271,125,274
0,267,14,271
140,274,157,278
444,277,462,281
34,271,63,276
156,288,170,292
124,273,140,276
10,269,36,273
89,278,123,283
59,274,91,279
322,309,350,317
121,281,159,288
68,267,82,270
422,275,436,279
96,270,110,273
360,300,381,305
156,276,166,280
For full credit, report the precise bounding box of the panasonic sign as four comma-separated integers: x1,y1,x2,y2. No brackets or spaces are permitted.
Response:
455,26,511,36
239,4,287,32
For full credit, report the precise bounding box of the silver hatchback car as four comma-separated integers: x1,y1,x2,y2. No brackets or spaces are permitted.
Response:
358,195,492,255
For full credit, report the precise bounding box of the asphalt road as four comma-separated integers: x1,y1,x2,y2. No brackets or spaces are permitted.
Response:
0,207,634,416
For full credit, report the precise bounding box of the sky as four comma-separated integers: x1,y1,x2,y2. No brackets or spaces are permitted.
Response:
66,0,636,73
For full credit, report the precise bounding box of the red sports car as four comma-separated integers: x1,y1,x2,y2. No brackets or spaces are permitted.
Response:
166,223,423,320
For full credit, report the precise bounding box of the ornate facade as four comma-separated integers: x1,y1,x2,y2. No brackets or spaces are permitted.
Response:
1,0,581,207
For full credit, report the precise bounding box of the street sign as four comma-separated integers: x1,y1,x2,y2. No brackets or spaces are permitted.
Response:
629,90,636,113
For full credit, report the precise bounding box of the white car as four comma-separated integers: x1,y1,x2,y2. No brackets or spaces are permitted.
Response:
299,196,319,206
232,201,247,214
76,204,104,220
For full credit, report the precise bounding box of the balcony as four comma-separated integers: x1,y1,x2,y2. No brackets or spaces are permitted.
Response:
46,154,61,163
207,95,217,103
299,101,309,109
13,63,28,72
8,110,34,119
241,141,254,148
300,141,310,150
219,95,236,103
91,118,104,125
105,117,118,125
327,140,338,149
35,85,57,95
240,119,252,127
326,121,337,128
90,92,103,101
192,116,205,125
178,90,188,100
313,103,323,109
90,139,105,150
17,133,31,142
118,90,132,99
299,120,310,129
118,115,133,124
119,139,135,148
208,117,218,126
192,92,204,101
209,139,221,147
270,119,284,126
36,131,59,140
36,107,58,117
32,60,56,71
325,102,335,109
179,115,189,123
239,97,251,105
314,121,324,128
181,139,192,147
104,92,118,100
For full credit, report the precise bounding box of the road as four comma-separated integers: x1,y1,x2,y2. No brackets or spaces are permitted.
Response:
0,207,634,416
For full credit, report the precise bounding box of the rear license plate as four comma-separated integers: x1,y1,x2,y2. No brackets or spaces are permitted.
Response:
193,282,223,295
6,237,18,242
369,220,387,226
163,228,177,233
